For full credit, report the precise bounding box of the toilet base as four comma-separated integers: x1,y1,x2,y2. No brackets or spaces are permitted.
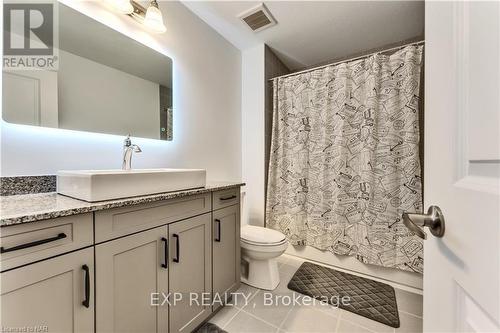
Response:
241,255,280,290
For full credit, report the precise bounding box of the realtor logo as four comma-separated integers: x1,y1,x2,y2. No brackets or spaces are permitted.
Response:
3,1,58,69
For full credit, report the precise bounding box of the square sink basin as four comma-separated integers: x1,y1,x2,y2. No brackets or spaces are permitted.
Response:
57,169,206,202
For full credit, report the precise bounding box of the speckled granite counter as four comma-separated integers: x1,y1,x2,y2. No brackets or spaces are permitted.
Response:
0,182,244,227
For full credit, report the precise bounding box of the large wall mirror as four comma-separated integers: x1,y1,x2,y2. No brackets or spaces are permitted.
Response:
2,3,173,140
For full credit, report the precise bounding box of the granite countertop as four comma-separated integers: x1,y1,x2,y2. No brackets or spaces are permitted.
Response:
0,182,245,227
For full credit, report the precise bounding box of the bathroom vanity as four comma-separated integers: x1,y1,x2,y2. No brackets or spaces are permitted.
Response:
0,183,243,333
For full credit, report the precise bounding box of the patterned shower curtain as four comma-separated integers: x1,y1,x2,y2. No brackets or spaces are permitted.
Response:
266,45,424,273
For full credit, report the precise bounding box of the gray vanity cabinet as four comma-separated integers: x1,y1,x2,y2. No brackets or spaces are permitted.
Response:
95,226,169,333
0,247,94,333
212,204,241,310
0,185,242,333
168,213,212,333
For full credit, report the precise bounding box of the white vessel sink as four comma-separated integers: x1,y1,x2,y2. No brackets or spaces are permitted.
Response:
57,169,206,202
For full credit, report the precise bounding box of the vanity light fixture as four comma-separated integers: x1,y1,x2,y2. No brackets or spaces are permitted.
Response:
143,1,167,33
105,0,134,15
129,0,167,33
104,0,166,33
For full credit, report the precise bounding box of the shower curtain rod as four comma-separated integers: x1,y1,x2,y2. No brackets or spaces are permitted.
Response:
268,40,425,81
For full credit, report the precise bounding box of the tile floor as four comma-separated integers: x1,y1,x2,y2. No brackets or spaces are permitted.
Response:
209,255,423,333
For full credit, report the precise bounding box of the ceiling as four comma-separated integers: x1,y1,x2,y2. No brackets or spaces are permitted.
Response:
182,1,424,70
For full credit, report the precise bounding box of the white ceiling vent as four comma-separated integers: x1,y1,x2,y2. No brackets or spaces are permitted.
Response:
238,3,277,33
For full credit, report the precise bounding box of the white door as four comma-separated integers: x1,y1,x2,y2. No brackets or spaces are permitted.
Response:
425,1,500,332
2,70,58,127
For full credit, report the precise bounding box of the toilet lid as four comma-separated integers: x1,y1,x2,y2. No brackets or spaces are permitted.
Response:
241,225,286,245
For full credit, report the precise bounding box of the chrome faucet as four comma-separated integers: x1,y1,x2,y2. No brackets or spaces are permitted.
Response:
122,135,142,170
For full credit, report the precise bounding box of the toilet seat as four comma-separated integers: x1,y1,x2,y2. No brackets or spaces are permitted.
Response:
241,225,286,246
241,238,287,246
240,239,288,253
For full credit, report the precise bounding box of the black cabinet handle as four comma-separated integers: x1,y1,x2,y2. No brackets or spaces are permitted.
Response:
0,233,67,254
173,234,180,263
82,264,90,308
220,195,237,201
215,219,221,242
161,237,168,269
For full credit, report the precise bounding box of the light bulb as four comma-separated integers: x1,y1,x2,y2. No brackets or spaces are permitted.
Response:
144,1,166,33
106,0,134,15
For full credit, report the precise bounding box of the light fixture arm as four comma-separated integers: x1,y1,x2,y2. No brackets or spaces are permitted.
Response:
129,0,148,19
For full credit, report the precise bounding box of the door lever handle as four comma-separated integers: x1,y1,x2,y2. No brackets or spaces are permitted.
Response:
402,205,445,240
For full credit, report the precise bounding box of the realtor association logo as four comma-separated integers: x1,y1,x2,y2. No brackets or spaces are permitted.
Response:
3,1,58,69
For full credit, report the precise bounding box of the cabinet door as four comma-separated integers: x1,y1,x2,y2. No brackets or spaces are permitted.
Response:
213,204,241,310
169,213,212,333
96,226,168,333
1,247,94,333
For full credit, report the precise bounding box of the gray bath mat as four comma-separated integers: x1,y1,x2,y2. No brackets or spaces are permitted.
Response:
195,322,227,333
288,262,400,328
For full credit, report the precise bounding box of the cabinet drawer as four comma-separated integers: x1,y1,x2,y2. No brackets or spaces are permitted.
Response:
0,213,93,272
95,193,211,243
212,188,240,211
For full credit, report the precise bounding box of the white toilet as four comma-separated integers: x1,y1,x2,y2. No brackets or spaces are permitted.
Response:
240,225,288,290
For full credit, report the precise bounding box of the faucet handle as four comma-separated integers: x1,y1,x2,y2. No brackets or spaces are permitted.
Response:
133,144,142,153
